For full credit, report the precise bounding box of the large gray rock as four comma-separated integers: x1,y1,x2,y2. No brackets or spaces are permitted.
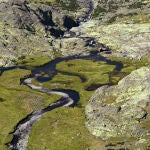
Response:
85,67,150,148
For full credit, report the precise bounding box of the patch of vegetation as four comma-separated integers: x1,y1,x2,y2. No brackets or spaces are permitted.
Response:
28,107,106,149
113,9,150,24
16,55,51,68
110,56,150,74
107,16,117,24
55,0,79,11
1,55,149,149
0,97,5,102
31,0,55,4
28,57,150,149
18,55,26,60
56,59,116,88
128,2,144,9
31,0,79,11
0,69,61,149
92,6,107,18
28,59,123,149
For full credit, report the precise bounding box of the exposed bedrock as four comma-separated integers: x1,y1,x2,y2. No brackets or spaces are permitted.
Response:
71,20,150,59
85,67,150,148
52,36,111,56
0,0,91,67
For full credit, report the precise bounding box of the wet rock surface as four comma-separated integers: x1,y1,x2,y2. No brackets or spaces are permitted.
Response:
85,67,150,148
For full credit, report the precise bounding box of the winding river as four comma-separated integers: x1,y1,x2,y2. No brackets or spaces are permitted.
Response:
0,0,123,150
3,52,122,150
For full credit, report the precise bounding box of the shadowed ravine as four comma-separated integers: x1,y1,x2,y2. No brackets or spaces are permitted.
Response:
0,0,124,150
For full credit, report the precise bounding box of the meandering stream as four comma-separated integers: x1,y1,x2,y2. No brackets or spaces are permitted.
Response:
0,0,124,150
3,52,122,150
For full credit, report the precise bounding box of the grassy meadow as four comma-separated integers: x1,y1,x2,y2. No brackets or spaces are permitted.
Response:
0,55,149,149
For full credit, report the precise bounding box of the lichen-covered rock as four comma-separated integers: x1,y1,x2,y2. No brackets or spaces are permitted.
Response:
85,67,150,148
71,22,150,59
0,0,85,67
71,0,150,60
0,0,56,66
91,0,150,24
52,37,94,56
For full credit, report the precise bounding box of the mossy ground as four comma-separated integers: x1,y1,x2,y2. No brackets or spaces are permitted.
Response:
28,107,105,150
16,55,52,69
0,57,60,149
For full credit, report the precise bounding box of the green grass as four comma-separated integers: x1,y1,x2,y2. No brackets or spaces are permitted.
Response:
110,55,150,74
56,59,116,88
16,55,51,69
92,6,107,18
28,57,150,149
36,59,117,105
27,59,120,149
28,107,106,150
1,55,149,149
0,68,61,149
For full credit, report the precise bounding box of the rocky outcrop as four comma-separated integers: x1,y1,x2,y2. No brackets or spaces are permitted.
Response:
0,0,55,66
1,0,149,67
71,21,150,59
85,67,150,148
0,0,85,67
70,0,150,60
91,0,150,24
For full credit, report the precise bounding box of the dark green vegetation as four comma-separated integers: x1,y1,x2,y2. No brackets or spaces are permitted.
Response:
92,6,107,18
55,0,79,11
32,0,79,11
16,55,51,69
0,68,61,149
0,55,149,149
